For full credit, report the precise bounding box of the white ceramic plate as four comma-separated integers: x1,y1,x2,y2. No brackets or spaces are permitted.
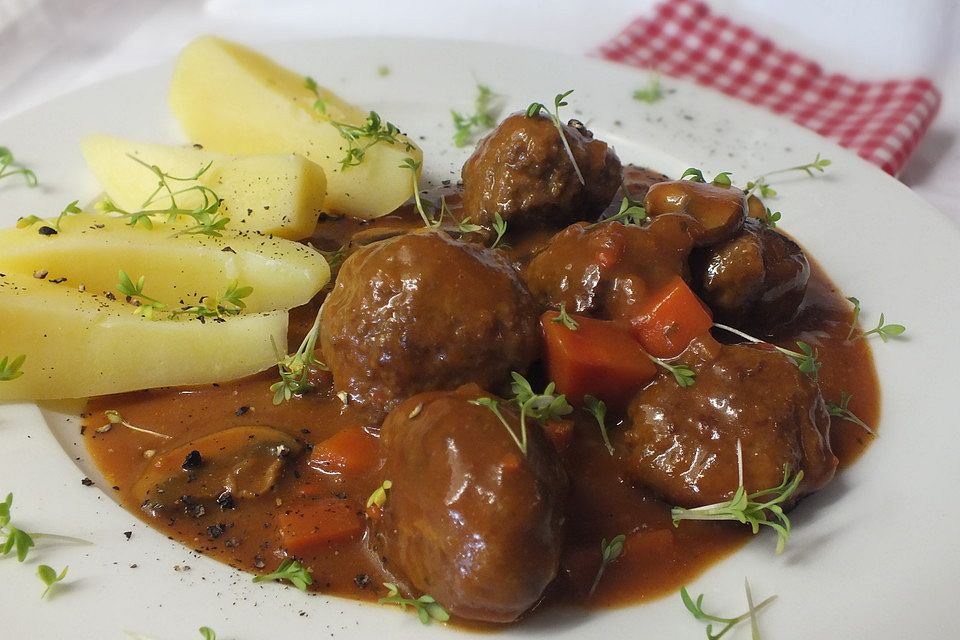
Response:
0,38,957,640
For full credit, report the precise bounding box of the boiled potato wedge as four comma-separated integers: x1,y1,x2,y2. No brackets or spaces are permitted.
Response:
0,272,286,401
81,135,327,240
169,36,422,219
0,213,328,313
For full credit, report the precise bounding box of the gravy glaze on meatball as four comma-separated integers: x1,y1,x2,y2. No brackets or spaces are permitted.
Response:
371,385,567,623
621,338,837,508
320,230,540,423
462,113,622,229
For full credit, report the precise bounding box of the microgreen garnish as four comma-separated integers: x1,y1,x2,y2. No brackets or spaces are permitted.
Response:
379,582,450,624
681,579,776,640
681,168,733,187
169,281,253,320
632,75,662,103
117,270,166,319
319,245,347,271
846,296,905,342
271,308,328,405
671,442,803,554
98,409,171,439
96,155,229,237
0,146,38,187
745,153,832,198
37,564,68,599
252,558,313,591
826,392,876,436
758,207,781,228
452,84,499,147
17,200,83,233
199,627,217,640
526,90,585,185
366,480,392,509
377,65,390,77
589,533,626,596
583,395,614,455
649,355,696,387
490,213,507,249
597,195,647,226
712,323,822,380
471,373,573,457
1,493,89,563
399,158,440,229
551,303,579,330
0,354,26,381
304,79,412,171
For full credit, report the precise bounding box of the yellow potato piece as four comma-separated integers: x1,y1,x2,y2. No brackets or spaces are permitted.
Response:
169,36,422,219
81,135,327,240
0,272,287,400
0,213,328,314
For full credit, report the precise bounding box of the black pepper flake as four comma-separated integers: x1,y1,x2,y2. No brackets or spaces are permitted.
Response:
105,292,116,301
207,523,226,539
253,555,266,569
81,477,93,486
221,246,236,254
48,277,67,284
235,405,250,416
181,450,203,470
123,531,132,540
38,226,58,236
216,490,236,510
354,573,371,589
224,537,239,548
179,495,206,519
334,491,348,500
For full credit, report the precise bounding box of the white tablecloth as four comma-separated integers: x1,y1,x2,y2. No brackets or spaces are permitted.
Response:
2,0,958,223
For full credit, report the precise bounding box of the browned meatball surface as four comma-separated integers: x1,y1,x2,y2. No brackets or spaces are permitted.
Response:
462,113,622,229
320,231,540,423
522,214,696,318
621,339,837,508
692,218,810,333
372,385,567,623
644,179,746,247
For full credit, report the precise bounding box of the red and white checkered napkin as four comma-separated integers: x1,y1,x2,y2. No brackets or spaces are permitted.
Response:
595,0,941,175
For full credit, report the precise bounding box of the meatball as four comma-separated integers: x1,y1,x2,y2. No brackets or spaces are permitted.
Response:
644,180,746,246
320,230,539,423
691,218,810,332
371,385,567,623
621,338,837,508
522,214,696,319
462,112,622,229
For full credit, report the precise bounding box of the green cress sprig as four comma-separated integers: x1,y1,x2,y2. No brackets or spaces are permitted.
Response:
0,354,26,381
712,323,821,380
845,296,906,342
681,168,733,187
117,270,166,319
305,76,412,171
583,395,615,455
490,213,508,249
366,480,392,509
96,155,229,237
681,579,776,640
379,582,450,625
526,90,585,185
37,564,69,599
632,75,662,104
671,441,803,554
826,391,876,436
169,281,253,320
399,158,441,229
451,84,499,147
745,153,831,198
649,355,697,387
252,558,313,591
550,302,580,330
470,373,573,457
199,628,217,640
17,200,82,233
593,195,648,227
1,493,90,567
589,533,626,596
270,307,328,405
0,146,38,187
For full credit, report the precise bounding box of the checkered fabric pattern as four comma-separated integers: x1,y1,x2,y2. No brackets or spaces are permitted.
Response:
596,0,942,175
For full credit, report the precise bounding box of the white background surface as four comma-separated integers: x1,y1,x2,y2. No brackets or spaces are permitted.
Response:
1,0,959,223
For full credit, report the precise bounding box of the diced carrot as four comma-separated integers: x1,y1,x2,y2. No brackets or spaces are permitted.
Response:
542,419,575,454
629,275,713,359
308,426,379,476
278,497,363,556
541,311,658,408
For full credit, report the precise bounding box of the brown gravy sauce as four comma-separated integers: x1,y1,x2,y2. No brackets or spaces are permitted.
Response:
83,200,880,625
